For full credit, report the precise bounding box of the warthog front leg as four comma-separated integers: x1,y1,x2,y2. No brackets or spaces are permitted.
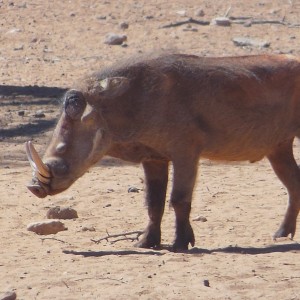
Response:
170,157,199,251
135,160,169,249
268,138,300,239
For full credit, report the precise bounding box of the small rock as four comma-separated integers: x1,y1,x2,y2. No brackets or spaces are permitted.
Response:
6,28,21,34
183,27,198,32
243,21,252,27
104,33,127,45
176,10,187,17
18,2,26,8
18,110,25,116
203,279,210,287
57,195,74,201
128,187,139,193
69,12,76,17
34,110,45,118
82,226,96,232
30,37,38,43
119,21,129,29
14,45,24,51
195,9,205,17
46,206,78,219
193,216,207,222
211,17,231,27
144,15,154,20
96,15,107,20
233,37,270,48
27,220,67,235
0,291,16,300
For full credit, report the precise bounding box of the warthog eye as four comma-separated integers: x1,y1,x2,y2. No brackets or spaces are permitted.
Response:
64,90,86,120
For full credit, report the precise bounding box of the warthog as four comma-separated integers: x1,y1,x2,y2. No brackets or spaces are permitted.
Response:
26,54,300,251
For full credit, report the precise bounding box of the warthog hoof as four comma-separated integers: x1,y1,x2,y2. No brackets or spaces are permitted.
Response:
135,226,161,249
273,222,296,240
172,223,195,252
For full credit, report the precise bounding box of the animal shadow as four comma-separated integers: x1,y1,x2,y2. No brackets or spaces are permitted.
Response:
62,242,300,257
189,242,300,255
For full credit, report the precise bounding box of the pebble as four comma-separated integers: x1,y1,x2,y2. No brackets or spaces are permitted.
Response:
176,10,187,17
6,28,21,34
18,3,27,8
192,216,207,222
13,45,24,51
46,206,78,219
119,21,129,29
33,110,45,118
233,37,270,48
144,15,154,20
203,279,210,287
211,17,231,27
195,9,205,17
0,291,17,300
128,187,139,193
104,33,127,45
27,220,67,235
183,27,198,32
243,21,252,27
82,226,96,232
96,15,107,20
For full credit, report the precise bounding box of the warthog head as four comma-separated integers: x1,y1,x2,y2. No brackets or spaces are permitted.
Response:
26,76,130,198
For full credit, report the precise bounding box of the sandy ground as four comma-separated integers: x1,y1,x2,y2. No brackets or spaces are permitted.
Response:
1,0,300,299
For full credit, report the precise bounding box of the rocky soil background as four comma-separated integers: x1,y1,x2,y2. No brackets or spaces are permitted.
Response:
1,1,300,299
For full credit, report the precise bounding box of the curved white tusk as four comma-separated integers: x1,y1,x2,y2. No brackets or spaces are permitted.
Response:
25,141,37,171
37,172,51,184
26,141,51,178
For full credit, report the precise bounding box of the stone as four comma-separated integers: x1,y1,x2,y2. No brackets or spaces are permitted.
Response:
104,33,127,45
195,9,205,17
13,45,24,51
203,279,210,287
211,17,231,27
34,110,45,118
27,220,67,235
176,10,187,17
233,37,270,48
82,226,96,232
46,206,78,219
0,291,17,300
128,186,139,193
119,22,129,29
192,216,207,222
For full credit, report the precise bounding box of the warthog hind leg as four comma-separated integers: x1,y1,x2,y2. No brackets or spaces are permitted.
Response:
268,138,300,239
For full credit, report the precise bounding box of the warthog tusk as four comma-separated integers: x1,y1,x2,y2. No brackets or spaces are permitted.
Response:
36,172,51,184
25,141,51,178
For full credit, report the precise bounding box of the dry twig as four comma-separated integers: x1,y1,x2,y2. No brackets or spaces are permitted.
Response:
160,16,300,29
160,18,209,29
40,237,71,245
91,230,144,244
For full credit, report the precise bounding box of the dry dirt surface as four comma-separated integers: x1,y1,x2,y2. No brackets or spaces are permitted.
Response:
1,1,300,299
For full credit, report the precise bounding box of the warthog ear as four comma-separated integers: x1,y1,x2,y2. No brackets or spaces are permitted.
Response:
98,77,130,98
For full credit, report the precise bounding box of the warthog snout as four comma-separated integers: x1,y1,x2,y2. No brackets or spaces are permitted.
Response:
25,141,70,198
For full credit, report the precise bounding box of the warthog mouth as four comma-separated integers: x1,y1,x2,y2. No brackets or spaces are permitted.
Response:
25,141,52,198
